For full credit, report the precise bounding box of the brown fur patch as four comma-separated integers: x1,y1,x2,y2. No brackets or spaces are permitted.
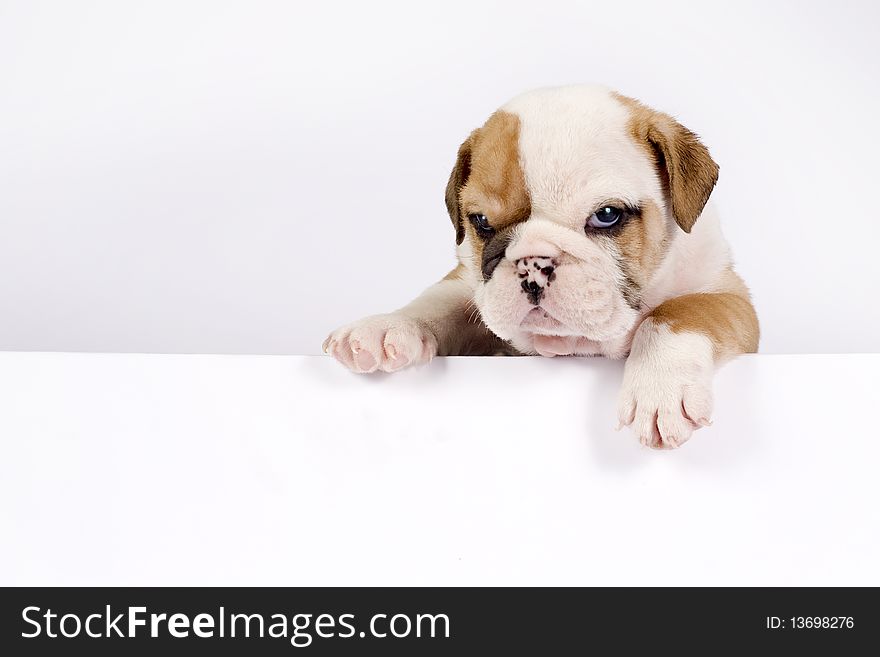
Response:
445,139,473,245
615,200,668,289
445,111,530,260
614,93,719,234
650,290,759,358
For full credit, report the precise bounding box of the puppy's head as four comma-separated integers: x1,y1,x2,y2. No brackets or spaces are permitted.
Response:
446,85,719,356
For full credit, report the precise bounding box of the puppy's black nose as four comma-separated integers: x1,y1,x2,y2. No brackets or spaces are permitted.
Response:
516,256,556,305
521,279,543,304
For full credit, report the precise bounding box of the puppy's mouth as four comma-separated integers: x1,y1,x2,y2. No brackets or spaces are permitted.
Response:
519,306,564,333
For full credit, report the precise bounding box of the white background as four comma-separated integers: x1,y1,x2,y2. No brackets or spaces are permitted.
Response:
1,0,879,355
3,352,879,586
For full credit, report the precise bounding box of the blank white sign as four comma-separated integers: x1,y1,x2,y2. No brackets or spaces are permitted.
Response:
1,352,877,586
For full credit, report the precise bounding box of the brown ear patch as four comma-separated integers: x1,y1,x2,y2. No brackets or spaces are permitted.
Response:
445,137,473,245
614,93,719,233
445,111,530,249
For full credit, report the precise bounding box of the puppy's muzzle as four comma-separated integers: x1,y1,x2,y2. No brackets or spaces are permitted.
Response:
516,256,557,305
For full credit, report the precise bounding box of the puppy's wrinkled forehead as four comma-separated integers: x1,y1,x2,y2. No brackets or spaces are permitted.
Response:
447,84,719,256
500,86,662,219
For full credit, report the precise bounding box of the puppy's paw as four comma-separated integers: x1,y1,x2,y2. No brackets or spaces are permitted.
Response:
322,314,438,374
616,326,715,449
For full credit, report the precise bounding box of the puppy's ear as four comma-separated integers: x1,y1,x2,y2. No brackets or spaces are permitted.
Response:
445,134,475,245
620,95,719,233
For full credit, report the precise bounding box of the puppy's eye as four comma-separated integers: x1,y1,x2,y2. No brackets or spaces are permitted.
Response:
587,206,623,229
468,213,495,237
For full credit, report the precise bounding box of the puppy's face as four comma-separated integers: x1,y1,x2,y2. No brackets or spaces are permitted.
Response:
446,86,719,356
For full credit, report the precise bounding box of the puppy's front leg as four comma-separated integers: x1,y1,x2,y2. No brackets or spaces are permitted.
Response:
324,267,501,373
617,291,759,448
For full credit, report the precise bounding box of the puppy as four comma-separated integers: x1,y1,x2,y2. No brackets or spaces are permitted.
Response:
324,85,758,449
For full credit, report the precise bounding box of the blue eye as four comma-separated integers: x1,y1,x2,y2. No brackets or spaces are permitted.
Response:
587,206,623,229
468,213,494,237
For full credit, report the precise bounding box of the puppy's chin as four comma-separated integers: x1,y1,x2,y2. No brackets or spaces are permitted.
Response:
519,307,566,334
505,317,637,359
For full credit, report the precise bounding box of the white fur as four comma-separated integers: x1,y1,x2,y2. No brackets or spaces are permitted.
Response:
323,312,438,373
503,85,664,220
322,277,474,373
617,320,715,449
640,203,732,308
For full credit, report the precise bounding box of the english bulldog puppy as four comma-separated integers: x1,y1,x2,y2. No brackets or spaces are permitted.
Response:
324,85,758,449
